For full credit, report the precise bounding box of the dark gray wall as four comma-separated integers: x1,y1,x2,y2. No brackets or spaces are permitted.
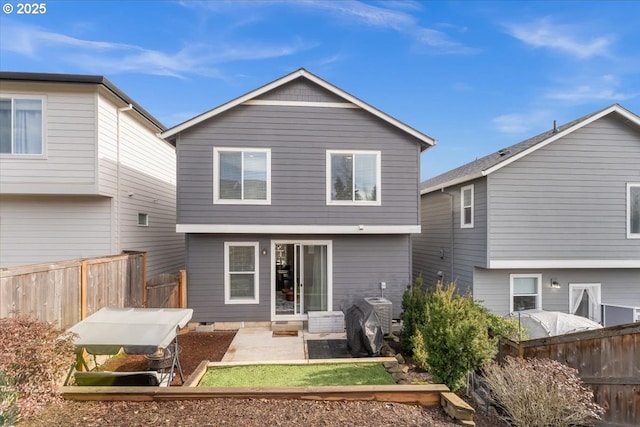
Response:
488,114,640,261
186,234,412,323
413,177,488,294
176,80,422,226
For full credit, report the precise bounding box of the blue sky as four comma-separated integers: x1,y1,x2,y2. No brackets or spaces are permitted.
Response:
1,1,639,180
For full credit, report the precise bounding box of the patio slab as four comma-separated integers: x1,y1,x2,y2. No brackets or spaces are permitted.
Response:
222,327,305,362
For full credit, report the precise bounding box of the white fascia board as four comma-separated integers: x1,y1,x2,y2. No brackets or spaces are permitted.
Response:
177,224,421,234
482,105,640,176
489,259,640,269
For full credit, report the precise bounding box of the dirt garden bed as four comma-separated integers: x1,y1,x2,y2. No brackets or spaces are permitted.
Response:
23,331,506,426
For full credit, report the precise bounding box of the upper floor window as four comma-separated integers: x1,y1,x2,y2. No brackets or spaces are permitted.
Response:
461,184,474,228
327,150,381,205
0,96,44,155
628,183,640,238
213,148,271,204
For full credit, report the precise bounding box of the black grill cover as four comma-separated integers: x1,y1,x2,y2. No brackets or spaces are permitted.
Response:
345,302,384,357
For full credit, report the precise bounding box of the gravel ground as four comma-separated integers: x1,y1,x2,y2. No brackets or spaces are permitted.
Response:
21,331,506,427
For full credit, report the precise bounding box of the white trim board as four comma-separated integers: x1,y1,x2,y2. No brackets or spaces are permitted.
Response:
489,259,640,269
177,224,421,234
243,100,359,109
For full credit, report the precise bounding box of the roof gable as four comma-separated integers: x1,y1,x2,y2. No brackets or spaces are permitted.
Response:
421,104,640,194
160,68,435,149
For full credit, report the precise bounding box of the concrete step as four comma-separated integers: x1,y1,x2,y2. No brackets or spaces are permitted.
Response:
271,321,303,332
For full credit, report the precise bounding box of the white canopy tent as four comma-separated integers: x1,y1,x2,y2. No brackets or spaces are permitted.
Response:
506,309,602,339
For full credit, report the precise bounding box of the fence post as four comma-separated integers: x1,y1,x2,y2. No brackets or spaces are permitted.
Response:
179,270,187,308
80,260,88,320
141,252,147,307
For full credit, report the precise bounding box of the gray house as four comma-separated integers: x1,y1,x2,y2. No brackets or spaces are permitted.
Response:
161,69,435,326
413,104,640,325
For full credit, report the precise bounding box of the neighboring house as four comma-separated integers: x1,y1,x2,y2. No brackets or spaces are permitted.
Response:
161,68,435,325
0,72,184,277
413,104,640,324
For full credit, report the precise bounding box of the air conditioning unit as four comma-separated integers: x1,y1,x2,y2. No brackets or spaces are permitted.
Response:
364,297,392,335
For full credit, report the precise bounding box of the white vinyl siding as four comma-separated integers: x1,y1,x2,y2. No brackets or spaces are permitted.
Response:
510,273,542,312
213,148,271,204
326,150,381,205
628,183,640,238
461,184,474,228
224,242,259,304
0,95,45,156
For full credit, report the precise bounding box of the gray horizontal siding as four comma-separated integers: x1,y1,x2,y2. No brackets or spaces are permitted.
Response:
413,178,487,294
177,104,421,226
256,79,346,103
0,83,98,194
488,115,640,261
186,233,411,323
0,195,112,267
473,267,640,315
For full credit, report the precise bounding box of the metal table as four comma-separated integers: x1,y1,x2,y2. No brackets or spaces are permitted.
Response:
65,307,193,386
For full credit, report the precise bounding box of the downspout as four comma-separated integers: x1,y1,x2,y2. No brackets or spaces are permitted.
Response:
116,104,134,253
441,189,454,283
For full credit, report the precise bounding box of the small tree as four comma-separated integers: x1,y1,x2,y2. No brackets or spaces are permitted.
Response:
483,357,604,427
400,276,428,354
0,316,76,422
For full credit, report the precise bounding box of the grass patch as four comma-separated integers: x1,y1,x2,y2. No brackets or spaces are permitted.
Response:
199,363,396,387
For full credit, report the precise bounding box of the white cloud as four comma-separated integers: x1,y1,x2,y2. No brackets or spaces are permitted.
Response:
0,20,309,78
492,110,552,134
545,75,638,104
504,17,614,59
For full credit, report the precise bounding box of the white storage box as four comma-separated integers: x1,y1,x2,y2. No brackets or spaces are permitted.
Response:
307,311,345,333
364,297,392,335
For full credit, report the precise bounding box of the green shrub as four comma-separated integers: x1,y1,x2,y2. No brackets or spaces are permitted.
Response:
400,276,428,354
483,356,604,427
0,316,76,422
0,371,19,426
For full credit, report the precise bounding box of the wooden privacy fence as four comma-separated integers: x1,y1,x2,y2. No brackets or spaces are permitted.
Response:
498,323,640,427
145,271,187,309
0,252,146,329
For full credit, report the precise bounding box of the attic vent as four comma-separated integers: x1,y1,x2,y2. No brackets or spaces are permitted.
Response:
498,149,511,157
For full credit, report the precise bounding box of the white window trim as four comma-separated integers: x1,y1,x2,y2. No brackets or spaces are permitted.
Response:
460,184,474,228
569,283,601,323
0,93,47,158
224,242,260,305
509,273,542,313
326,150,381,206
137,213,149,227
627,183,640,239
213,147,271,205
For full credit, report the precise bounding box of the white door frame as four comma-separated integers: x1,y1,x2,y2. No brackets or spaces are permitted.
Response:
270,239,333,321
569,283,602,323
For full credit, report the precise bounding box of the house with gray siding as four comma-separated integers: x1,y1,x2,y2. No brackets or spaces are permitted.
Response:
0,72,184,277
161,68,435,326
413,104,640,325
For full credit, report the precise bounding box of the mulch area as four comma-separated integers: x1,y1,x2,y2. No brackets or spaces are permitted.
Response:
99,330,237,386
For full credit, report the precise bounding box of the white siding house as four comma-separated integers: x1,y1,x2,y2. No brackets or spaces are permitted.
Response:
0,72,184,276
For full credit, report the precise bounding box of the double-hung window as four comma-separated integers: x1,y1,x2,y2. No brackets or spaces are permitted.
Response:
214,148,271,204
461,184,474,228
0,96,44,155
510,274,542,312
224,242,259,304
628,183,640,238
327,150,381,205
